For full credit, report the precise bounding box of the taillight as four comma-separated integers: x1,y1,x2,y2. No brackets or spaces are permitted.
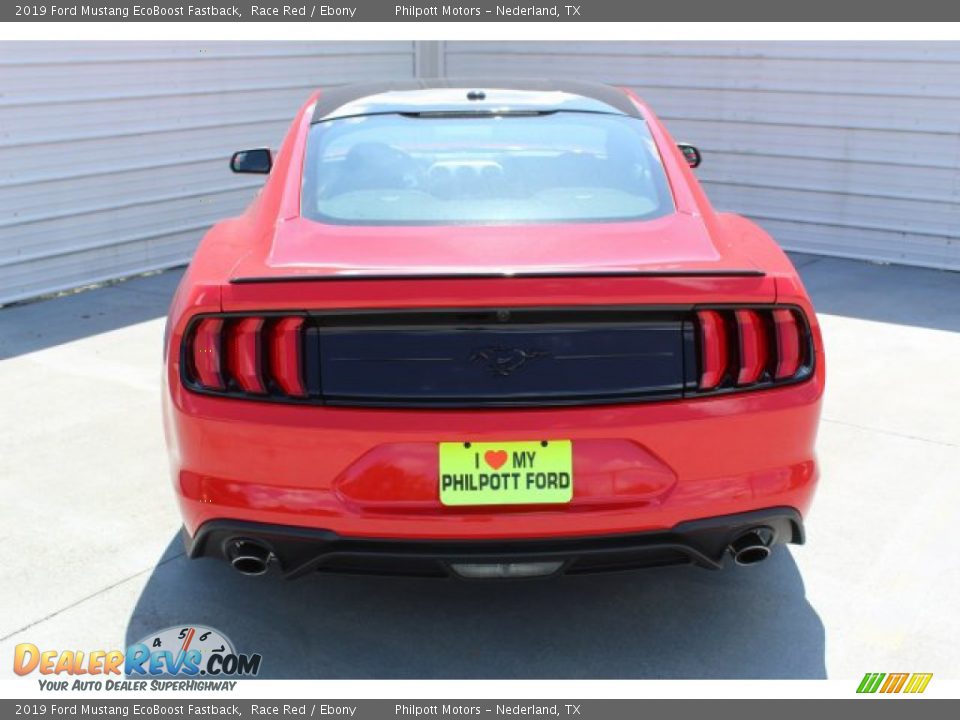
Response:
266,317,306,397
191,317,225,390
697,310,728,390
224,317,265,394
772,309,802,379
182,307,812,404
184,315,307,399
734,309,768,386
696,306,811,394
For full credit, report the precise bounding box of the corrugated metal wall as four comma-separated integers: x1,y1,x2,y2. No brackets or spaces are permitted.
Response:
444,41,960,272
3,41,958,304
0,41,416,304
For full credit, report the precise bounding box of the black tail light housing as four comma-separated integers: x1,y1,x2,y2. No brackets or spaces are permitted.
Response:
180,306,814,406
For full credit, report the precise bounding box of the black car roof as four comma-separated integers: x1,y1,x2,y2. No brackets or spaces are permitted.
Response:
310,78,641,122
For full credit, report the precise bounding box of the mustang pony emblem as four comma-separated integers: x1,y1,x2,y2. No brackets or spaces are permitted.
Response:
469,346,549,376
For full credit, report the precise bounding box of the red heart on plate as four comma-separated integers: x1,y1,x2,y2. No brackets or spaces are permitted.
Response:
484,450,508,470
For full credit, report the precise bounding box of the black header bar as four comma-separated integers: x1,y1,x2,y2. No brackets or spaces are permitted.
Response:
3,0,954,22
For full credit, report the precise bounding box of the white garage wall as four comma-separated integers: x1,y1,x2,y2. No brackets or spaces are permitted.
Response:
444,41,960,272
2,41,957,305
0,41,417,304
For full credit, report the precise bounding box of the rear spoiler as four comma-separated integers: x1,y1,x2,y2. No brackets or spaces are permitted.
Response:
230,269,766,284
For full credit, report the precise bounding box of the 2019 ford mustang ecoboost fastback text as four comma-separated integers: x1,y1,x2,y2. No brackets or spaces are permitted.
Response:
162,79,825,579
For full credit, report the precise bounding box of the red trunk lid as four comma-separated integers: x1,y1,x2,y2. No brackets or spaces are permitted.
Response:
222,213,775,310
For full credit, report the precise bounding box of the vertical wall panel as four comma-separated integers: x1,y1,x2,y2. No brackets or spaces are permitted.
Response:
444,41,960,271
0,41,416,304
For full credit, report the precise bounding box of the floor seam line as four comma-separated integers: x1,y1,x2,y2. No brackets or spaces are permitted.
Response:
822,417,958,448
0,551,186,643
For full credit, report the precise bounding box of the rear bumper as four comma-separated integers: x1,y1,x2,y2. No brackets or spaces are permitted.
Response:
164,373,822,541
186,508,804,579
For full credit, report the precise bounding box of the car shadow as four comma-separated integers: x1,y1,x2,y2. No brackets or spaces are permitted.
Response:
126,535,825,679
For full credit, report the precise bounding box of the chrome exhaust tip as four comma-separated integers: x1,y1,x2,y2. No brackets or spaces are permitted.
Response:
226,539,272,576
729,528,774,566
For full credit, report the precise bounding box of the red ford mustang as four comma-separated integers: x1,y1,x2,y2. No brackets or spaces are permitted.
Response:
162,79,824,579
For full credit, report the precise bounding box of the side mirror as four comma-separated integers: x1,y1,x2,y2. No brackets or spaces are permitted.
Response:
230,148,272,174
677,143,701,169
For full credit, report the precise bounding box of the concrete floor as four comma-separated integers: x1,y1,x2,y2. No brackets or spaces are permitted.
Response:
0,253,958,679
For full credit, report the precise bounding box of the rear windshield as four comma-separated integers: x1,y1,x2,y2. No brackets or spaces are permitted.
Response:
301,112,674,225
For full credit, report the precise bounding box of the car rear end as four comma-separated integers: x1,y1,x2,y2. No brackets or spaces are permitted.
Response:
164,270,823,579
162,81,824,579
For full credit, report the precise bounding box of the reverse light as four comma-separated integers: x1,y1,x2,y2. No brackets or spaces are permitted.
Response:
450,561,564,579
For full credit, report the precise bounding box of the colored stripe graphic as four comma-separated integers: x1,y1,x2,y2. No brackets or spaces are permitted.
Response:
904,673,933,694
857,672,932,694
857,673,885,693
880,673,909,693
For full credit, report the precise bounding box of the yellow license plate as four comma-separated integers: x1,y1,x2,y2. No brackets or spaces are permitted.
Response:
439,440,573,507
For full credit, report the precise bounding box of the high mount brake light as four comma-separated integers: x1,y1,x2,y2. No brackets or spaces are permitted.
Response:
696,307,811,393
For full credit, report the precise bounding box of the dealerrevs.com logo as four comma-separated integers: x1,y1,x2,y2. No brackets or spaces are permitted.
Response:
13,625,261,691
